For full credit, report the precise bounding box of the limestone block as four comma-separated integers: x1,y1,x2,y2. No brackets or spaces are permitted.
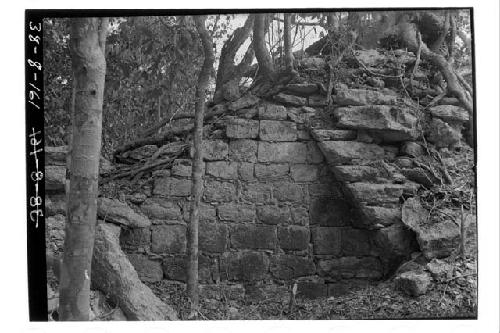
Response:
259,120,298,141
151,224,187,254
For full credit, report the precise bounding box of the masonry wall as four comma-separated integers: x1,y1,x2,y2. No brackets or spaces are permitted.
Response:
120,102,386,297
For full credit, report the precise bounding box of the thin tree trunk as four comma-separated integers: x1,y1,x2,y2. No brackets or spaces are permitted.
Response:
283,13,294,72
186,15,214,313
59,17,108,321
253,13,275,81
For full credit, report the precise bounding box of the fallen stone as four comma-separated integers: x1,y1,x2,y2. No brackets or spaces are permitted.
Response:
402,198,460,259
353,49,386,67
334,105,418,142
274,93,307,106
334,88,397,106
98,198,150,228
285,83,319,96
373,224,418,272
227,94,260,111
92,222,177,320
429,105,469,123
310,129,357,141
395,271,431,297
401,168,439,188
358,205,402,227
401,142,424,157
426,118,462,149
426,258,454,280
318,141,385,165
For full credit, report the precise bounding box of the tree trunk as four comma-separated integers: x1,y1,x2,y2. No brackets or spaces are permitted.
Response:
253,13,275,81
186,15,214,313
283,13,294,72
59,17,107,321
215,15,254,99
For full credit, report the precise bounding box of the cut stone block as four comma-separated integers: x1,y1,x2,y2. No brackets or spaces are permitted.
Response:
334,88,397,106
255,163,289,179
226,118,259,139
259,120,297,141
270,255,316,280
230,224,277,250
258,142,308,163
319,141,384,165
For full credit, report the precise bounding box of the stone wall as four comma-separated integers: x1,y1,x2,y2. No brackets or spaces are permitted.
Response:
117,101,395,298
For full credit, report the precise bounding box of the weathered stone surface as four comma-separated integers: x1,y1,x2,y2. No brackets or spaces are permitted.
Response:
290,206,309,225
402,198,460,259
218,203,255,222
127,254,163,282
226,118,260,139
311,227,341,255
367,76,385,88
203,180,237,202
98,198,150,228
199,221,228,253
120,227,151,249
258,142,308,163
235,107,258,119
202,140,229,161
92,223,177,320
427,118,462,148
308,95,329,107
319,141,384,165
345,182,405,205
127,192,147,205
358,205,401,227
238,162,254,180
311,129,357,141
201,283,246,301
140,199,181,221
296,280,328,299
221,251,270,281
270,255,316,280
429,105,469,123
318,256,383,279
290,164,319,182
308,181,340,197
341,228,373,256
171,159,192,177
334,88,397,106
229,139,257,162
257,205,291,225
45,165,66,192
241,183,273,203
353,49,386,66
395,271,431,297
230,224,277,250
258,104,288,120
273,182,306,203
426,258,454,280
227,94,260,111
255,163,289,179
401,168,439,188
45,194,66,216
205,161,238,179
162,255,216,283
334,105,418,142
327,280,370,297
259,120,298,141
46,214,65,249
331,165,382,182
306,142,325,163
45,146,67,166
182,202,216,222
401,142,424,157
309,197,351,227
127,145,158,160
277,226,310,251
274,93,307,106
285,83,319,96
151,224,186,254
153,177,191,197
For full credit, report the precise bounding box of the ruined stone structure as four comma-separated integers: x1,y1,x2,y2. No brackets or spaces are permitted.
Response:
46,53,469,299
